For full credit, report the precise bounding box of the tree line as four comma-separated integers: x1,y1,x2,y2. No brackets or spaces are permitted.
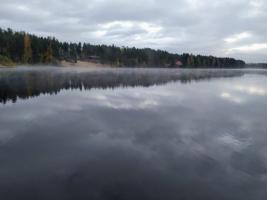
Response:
0,27,245,67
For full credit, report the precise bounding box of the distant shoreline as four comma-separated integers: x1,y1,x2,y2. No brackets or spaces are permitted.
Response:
0,60,110,68
59,60,112,68
0,59,265,70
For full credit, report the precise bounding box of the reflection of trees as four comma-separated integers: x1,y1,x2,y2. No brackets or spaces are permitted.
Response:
0,69,248,104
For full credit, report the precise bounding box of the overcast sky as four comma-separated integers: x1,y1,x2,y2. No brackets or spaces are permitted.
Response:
0,0,266,62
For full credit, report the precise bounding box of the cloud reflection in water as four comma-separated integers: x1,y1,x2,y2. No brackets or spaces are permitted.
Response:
1,68,267,200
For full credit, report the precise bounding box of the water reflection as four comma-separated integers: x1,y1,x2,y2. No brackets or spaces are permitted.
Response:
1,67,267,200
0,67,258,104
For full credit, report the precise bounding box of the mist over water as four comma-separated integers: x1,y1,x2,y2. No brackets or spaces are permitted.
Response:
1,67,267,200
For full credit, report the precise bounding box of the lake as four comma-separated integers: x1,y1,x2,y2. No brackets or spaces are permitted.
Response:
1,67,267,200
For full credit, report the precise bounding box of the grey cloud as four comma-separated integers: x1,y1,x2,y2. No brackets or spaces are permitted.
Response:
0,0,266,62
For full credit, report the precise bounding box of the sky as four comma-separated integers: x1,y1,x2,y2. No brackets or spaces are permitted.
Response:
0,0,266,63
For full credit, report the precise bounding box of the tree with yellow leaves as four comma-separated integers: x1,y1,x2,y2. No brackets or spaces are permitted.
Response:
23,34,32,63
43,42,53,63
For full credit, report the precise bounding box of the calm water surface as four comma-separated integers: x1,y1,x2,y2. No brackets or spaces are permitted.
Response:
1,67,267,200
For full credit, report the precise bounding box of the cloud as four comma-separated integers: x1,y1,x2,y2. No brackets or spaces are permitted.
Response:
0,0,267,62
227,43,267,53
224,32,252,44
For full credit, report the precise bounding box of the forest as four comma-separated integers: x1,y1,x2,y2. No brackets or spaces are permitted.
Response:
0,27,245,68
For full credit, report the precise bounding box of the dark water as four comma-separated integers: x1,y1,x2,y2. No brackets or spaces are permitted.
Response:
1,67,267,200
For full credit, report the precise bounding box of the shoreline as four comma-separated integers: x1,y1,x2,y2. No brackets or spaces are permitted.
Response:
1,61,265,70
0,61,112,68
59,61,111,68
